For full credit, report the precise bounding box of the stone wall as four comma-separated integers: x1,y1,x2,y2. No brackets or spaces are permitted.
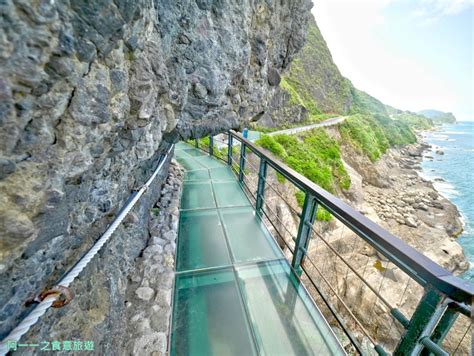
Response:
0,0,312,347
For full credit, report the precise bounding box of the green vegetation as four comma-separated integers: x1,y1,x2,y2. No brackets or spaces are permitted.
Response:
374,115,417,146
248,15,436,225
418,110,457,124
256,129,350,194
273,15,424,160
340,115,388,161
349,87,388,117
254,134,287,158
295,190,305,207
280,76,322,118
391,112,433,130
278,18,353,116
340,114,417,162
316,208,332,221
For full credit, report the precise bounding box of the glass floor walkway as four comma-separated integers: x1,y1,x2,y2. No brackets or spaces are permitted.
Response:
171,142,345,355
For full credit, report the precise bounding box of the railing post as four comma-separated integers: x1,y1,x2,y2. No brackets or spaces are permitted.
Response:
209,136,214,156
429,304,459,347
227,133,233,166
255,159,268,216
239,142,246,183
292,193,318,274
394,288,443,355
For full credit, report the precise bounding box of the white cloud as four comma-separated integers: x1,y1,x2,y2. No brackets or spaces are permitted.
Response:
411,0,474,24
311,0,469,117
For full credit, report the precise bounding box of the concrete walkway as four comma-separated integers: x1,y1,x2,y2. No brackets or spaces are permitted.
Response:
267,116,347,136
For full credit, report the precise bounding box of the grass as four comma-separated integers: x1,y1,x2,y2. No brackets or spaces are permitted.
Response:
256,130,350,222
256,129,350,194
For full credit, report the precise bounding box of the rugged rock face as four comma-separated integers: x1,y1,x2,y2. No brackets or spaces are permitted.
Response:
0,0,313,347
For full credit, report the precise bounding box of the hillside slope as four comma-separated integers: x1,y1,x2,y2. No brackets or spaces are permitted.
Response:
256,15,433,146
418,109,457,123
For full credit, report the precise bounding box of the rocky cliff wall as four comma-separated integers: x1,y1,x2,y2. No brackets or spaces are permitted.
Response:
0,0,312,348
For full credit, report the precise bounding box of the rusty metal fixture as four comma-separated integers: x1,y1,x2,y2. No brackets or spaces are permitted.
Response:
26,286,74,309
132,184,148,192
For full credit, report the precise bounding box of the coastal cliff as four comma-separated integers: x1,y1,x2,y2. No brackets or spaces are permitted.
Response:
253,15,466,265
249,13,469,352
0,0,312,350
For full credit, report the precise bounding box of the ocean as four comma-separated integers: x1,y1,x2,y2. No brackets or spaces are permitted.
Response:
420,121,474,281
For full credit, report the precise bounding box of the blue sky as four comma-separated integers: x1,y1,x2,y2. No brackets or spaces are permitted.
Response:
312,0,473,120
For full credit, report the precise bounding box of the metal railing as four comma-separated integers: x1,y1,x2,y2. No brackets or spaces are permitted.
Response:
195,130,473,355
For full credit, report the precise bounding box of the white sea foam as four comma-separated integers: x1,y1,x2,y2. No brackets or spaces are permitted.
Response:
431,134,449,140
432,181,460,199
442,131,469,135
418,171,460,198
458,212,470,231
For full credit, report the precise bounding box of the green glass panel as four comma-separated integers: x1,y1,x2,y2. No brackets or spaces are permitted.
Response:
183,148,207,157
194,155,225,169
177,210,231,271
236,260,345,356
219,207,283,263
181,182,216,210
185,169,210,181
174,149,190,159
176,142,192,150
209,166,236,181
176,156,206,171
213,181,251,208
171,268,258,356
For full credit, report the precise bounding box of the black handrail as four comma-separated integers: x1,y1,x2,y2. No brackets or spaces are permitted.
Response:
229,130,474,304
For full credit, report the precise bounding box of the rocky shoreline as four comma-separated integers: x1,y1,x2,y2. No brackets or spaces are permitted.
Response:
355,137,469,274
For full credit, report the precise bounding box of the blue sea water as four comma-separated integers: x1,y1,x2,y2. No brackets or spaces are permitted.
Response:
420,121,474,281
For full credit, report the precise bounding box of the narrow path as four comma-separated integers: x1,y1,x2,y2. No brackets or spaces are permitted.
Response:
267,116,347,136
171,142,344,356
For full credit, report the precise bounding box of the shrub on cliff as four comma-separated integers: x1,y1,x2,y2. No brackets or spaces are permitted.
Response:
256,135,288,158
375,115,418,145
340,114,418,161
256,130,350,194
340,114,389,161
